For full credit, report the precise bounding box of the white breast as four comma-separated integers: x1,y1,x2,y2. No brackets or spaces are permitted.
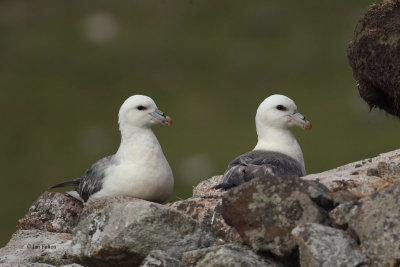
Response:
91,130,174,203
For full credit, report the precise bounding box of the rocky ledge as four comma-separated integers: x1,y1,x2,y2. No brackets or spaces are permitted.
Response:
0,149,399,267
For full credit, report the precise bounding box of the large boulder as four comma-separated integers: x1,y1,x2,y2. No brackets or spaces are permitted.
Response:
302,149,400,198
67,196,215,266
17,192,83,233
348,0,400,117
0,229,75,266
329,180,400,266
292,223,369,267
222,175,331,257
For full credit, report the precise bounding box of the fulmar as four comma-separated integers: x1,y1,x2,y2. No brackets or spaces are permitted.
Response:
50,95,174,203
215,94,312,190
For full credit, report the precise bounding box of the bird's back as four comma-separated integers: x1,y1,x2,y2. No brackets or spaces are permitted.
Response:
216,150,304,190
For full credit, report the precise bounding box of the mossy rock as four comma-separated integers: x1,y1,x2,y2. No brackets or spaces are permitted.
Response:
348,0,400,117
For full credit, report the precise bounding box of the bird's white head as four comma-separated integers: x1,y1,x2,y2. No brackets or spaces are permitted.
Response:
256,94,311,132
118,95,172,129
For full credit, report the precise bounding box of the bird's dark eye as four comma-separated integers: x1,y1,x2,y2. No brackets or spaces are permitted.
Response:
137,105,146,111
276,105,286,111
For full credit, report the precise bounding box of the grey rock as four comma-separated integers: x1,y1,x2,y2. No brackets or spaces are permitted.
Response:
328,180,400,266
185,244,283,267
67,196,215,266
0,229,73,266
292,223,369,267
182,246,223,265
331,191,359,206
17,192,83,233
169,197,241,243
193,175,224,198
302,149,400,198
222,176,330,257
303,181,333,210
329,201,358,229
139,250,184,267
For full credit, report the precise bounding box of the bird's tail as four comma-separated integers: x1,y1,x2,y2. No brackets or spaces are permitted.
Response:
48,178,81,189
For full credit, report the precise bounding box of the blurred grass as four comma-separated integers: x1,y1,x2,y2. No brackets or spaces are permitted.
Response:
1,0,399,247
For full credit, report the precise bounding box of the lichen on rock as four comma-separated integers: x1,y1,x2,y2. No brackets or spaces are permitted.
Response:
67,196,215,266
222,175,332,257
16,192,83,233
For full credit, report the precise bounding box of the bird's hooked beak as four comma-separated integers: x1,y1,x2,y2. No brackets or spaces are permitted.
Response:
150,109,173,126
289,111,312,131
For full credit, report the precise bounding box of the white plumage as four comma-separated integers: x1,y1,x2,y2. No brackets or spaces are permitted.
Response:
50,95,174,203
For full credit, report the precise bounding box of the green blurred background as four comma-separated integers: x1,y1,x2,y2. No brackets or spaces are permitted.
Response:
1,0,399,247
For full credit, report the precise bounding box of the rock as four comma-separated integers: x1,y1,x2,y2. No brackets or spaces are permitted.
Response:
302,181,333,210
222,176,330,257
329,201,358,229
67,196,215,266
182,246,224,265
331,191,359,206
0,229,74,266
193,175,224,198
140,250,184,267
3,148,400,267
17,192,83,233
347,0,400,117
292,223,369,267
302,149,400,198
168,197,241,243
183,244,283,267
329,180,400,266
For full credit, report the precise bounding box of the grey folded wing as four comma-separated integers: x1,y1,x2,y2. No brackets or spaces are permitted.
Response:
215,150,304,190
77,155,116,202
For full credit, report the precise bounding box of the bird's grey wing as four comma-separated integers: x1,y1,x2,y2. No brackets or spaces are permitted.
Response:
216,162,274,190
214,152,257,190
215,150,303,190
248,151,304,177
77,155,116,202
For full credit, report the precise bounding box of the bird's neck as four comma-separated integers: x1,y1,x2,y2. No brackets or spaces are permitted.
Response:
254,127,305,174
116,126,162,160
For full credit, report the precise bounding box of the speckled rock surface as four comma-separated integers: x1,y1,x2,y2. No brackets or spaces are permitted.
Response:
348,0,400,117
139,250,184,267
17,192,83,233
67,196,215,266
193,175,224,198
169,197,241,243
0,229,74,266
182,246,224,265
328,180,400,266
329,201,356,229
302,149,400,198
185,244,283,267
292,223,369,267
222,176,331,257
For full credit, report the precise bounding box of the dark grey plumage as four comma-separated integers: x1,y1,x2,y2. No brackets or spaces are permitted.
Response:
215,150,304,190
49,155,116,202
